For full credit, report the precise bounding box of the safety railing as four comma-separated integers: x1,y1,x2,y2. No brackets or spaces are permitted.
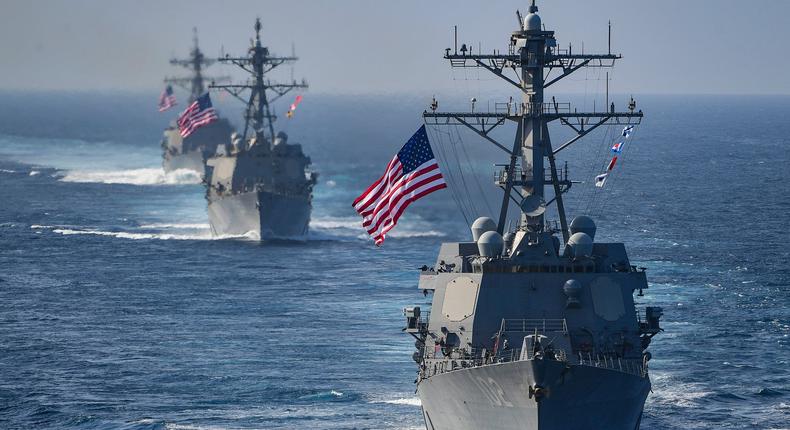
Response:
501,318,568,334
577,352,647,378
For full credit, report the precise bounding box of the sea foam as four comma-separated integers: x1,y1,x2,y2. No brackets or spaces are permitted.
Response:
59,167,201,185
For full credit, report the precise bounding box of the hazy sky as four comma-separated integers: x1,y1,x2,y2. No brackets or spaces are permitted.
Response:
2,0,789,95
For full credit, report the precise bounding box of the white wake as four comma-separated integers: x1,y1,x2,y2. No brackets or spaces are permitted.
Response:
59,167,202,185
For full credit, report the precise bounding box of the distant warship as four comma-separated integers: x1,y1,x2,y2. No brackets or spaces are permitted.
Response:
402,2,662,429
205,19,315,239
161,28,234,177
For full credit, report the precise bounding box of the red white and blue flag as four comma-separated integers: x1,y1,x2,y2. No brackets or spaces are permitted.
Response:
611,141,624,153
177,93,218,138
353,125,447,246
158,85,177,112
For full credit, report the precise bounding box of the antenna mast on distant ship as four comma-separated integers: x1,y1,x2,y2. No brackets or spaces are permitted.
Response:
165,28,229,103
209,18,308,144
425,0,642,242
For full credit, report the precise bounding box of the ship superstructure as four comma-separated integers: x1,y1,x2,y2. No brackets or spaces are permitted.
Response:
403,3,662,429
161,28,234,176
205,18,315,239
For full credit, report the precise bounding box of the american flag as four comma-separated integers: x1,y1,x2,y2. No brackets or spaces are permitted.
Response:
353,125,447,245
177,93,218,138
158,85,177,112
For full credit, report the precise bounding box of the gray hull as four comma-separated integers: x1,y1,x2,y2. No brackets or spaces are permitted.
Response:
418,359,649,430
162,118,235,176
163,150,205,176
207,189,311,239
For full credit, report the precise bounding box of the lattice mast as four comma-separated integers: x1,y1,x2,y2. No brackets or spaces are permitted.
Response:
165,28,228,102
424,0,642,243
210,18,308,144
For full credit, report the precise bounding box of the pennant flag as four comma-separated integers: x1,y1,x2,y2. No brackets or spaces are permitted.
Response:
286,95,304,119
611,142,624,153
353,125,447,246
158,85,177,112
177,93,218,138
595,173,608,188
622,125,635,138
607,156,618,171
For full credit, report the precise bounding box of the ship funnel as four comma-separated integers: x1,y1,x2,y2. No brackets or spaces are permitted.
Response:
569,216,597,240
565,232,593,259
471,217,497,241
477,231,504,257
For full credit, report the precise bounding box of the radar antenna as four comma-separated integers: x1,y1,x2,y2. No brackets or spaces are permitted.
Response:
164,27,230,102
424,0,643,243
209,18,308,144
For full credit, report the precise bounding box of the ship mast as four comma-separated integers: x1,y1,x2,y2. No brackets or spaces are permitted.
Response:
424,0,642,243
210,18,308,144
165,28,228,102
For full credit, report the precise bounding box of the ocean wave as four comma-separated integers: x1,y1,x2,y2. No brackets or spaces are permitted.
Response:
379,397,421,407
309,216,446,241
138,223,210,229
310,216,363,230
29,170,40,176
389,230,446,239
296,390,346,401
48,227,256,241
648,372,713,408
59,168,202,186
0,169,17,173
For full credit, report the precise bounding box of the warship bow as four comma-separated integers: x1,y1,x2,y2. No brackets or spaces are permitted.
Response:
403,2,662,429
205,18,316,240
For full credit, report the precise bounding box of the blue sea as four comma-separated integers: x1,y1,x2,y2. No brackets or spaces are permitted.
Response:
0,92,788,429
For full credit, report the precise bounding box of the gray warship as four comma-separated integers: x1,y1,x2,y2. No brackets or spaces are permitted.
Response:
205,19,315,239
161,28,234,176
402,3,662,429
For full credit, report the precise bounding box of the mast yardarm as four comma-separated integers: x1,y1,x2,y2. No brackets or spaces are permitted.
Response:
425,1,642,243
165,28,229,103
209,18,308,144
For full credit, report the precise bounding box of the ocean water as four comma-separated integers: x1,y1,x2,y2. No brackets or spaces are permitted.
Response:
0,92,788,429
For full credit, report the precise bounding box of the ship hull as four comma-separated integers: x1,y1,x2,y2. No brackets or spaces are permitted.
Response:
162,118,234,176
163,150,206,176
418,359,649,430
207,189,311,240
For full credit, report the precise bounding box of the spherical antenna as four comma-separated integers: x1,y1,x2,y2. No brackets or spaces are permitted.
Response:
471,216,496,241
569,215,597,240
477,231,504,257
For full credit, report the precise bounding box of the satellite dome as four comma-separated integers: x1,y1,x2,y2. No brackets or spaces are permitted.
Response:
477,231,504,257
524,13,541,31
570,216,597,240
471,217,497,241
566,232,593,259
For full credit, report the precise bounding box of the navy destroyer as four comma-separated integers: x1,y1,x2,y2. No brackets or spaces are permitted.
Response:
161,28,234,176
205,19,315,239
403,3,662,429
